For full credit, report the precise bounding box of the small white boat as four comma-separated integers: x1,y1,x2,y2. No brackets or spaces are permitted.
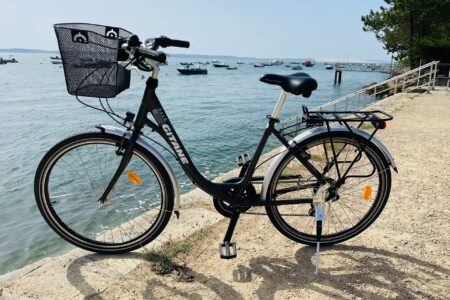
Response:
325,64,333,70
50,56,63,64
271,60,283,66
4,55,18,63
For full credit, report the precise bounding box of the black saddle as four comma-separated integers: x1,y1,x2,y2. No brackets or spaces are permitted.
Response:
260,72,318,97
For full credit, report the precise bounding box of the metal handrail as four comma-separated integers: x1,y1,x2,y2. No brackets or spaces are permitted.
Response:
280,61,440,134
280,61,439,132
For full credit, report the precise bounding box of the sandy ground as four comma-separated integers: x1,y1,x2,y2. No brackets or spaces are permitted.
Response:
1,90,449,299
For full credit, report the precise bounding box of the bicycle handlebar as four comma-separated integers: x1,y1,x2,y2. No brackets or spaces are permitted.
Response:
124,34,190,69
134,47,167,63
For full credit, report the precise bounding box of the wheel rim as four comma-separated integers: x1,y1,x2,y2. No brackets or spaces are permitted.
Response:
269,137,388,242
39,138,167,248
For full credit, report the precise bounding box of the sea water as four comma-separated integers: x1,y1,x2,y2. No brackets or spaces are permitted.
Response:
0,53,388,275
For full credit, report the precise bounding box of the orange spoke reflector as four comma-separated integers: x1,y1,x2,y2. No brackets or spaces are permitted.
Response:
362,185,372,200
127,171,142,186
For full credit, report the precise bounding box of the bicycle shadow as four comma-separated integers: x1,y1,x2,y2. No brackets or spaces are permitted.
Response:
66,252,244,299
233,244,450,299
142,271,244,300
66,252,147,299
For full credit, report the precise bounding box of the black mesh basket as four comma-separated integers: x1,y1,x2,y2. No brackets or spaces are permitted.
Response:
54,23,133,98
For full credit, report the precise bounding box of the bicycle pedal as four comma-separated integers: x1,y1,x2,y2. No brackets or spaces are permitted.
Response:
219,242,237,259
236,153,251,167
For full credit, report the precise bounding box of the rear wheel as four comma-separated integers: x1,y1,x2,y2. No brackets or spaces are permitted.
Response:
35,132,174,253
265,132,391,246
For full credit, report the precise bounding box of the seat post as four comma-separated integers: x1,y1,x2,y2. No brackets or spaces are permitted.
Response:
271,91,290,120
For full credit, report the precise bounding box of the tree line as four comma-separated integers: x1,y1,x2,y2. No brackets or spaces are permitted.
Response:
362,0,450,68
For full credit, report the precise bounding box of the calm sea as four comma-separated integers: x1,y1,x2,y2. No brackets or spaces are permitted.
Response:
0,53,388,275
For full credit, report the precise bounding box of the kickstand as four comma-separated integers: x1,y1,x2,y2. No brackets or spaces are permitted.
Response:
314,206,324,276
312,183,328,276
219,208,240,259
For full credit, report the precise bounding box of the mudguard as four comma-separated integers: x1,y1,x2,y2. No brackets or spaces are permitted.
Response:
97,125,181,213
261,126,397,200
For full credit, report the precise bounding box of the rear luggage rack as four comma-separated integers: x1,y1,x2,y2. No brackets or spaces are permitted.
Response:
280,106,393,138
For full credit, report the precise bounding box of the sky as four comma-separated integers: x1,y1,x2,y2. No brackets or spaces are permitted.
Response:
0,0,389,61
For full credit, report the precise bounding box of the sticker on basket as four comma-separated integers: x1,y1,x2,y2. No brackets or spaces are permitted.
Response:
71,30,89,44
127,170,142,186
105,27,119,39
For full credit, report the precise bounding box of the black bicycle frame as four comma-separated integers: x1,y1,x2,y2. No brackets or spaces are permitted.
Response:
99,77,325,206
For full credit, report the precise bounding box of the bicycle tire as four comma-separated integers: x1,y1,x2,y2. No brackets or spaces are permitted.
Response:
35,132,174,253
265,131,391,246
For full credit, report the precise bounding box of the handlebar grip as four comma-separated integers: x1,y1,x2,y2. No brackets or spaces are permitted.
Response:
168,39,190,48
136,47,166,63
155,36,190,48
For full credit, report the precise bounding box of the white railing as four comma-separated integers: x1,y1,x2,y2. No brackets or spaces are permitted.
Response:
280,61,439,135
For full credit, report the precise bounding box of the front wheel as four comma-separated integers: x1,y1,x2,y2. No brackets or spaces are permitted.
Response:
265,132,391,246
35,132,174,253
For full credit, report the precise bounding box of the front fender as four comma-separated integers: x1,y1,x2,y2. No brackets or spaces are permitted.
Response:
261,126,397,200
97,125,181,213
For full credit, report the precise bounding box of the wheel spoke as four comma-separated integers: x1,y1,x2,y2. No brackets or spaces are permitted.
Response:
268,135,390,243
38,134,171,251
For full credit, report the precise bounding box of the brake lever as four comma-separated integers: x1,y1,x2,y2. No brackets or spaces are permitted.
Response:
126,65,145,80
143,38,157,50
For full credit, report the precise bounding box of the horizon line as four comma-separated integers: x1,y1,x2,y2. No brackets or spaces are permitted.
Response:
0,48,390,63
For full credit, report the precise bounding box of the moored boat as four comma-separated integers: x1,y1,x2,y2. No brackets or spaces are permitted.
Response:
226,66,237,70
213,62,229,68
4,55,18,63
271,59,283,65
302,60,315,67
292,65,303,70
325,64,333,70
177,64,207,75
254,63,264,68
50,58,63,65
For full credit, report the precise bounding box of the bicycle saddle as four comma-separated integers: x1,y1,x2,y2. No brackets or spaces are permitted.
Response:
260,72,318,97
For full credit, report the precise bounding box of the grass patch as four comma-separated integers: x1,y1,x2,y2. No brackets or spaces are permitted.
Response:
146,228,213,281
147,240,192,275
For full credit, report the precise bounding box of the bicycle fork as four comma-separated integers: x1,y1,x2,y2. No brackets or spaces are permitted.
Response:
97,128,141,203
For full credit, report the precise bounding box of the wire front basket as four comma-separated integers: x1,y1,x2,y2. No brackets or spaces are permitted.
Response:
54,23,133,98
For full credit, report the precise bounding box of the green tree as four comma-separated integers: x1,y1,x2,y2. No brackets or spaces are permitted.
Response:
361,0,450,68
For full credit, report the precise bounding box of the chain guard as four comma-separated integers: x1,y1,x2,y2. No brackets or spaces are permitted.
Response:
213,178,256,218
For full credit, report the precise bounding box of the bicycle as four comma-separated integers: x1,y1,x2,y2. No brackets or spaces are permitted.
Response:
35,24,397,267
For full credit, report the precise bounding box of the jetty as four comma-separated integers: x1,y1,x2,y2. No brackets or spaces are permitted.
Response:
335,62,393,73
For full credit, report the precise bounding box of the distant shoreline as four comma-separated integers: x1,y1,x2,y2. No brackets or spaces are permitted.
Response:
0,48,58,54
0,48,390,64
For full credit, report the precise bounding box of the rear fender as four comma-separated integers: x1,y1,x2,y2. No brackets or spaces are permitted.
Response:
261,126,397,200
97,125,181,213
